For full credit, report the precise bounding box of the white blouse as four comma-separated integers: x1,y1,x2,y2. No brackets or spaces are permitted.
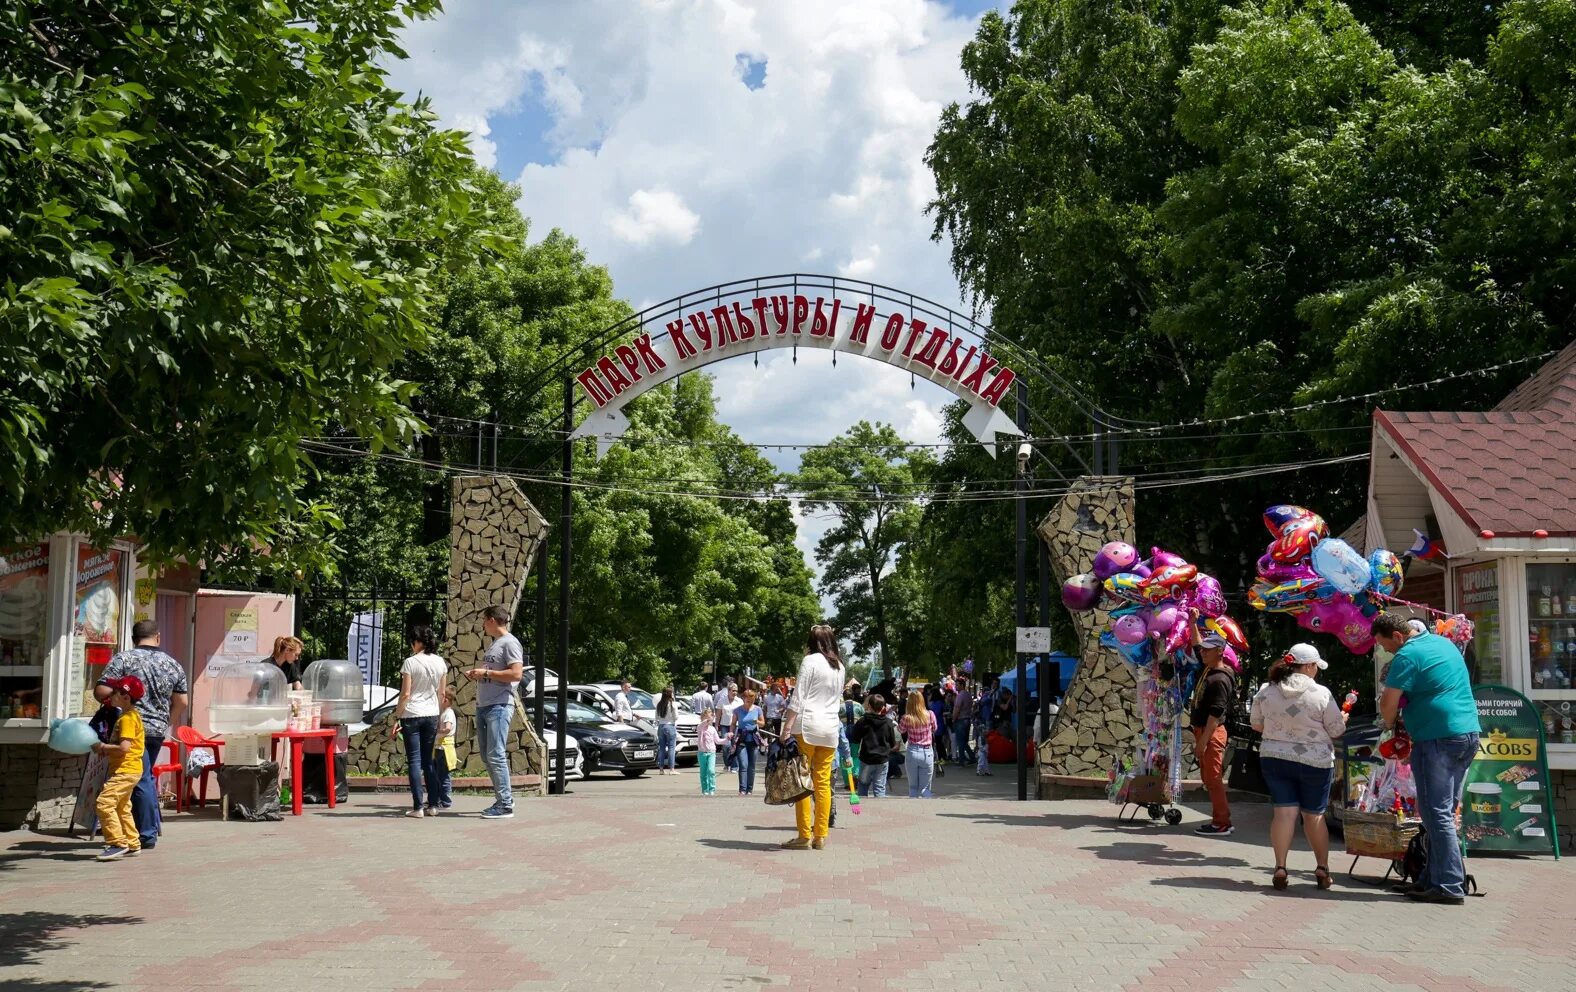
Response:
788,652,844,749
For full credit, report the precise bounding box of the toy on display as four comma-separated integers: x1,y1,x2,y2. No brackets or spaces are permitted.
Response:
1067,541,1248,825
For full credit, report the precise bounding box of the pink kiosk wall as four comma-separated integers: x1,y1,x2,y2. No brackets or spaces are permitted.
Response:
191,591,295,739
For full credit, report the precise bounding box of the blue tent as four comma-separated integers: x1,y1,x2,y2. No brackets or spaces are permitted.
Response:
997,653,1079,699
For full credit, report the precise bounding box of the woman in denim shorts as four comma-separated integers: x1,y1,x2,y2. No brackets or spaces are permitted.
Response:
1250,643,1349,891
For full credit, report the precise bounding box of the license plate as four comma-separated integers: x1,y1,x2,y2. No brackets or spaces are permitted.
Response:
633,750,654,759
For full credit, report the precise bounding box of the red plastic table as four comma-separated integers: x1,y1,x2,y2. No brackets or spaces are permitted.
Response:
270,729,338,816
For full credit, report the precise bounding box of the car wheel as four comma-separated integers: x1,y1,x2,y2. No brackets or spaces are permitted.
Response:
621,768,646,779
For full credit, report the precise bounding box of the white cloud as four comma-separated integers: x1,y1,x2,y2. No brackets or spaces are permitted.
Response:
609,189,701,246
386,0,997,589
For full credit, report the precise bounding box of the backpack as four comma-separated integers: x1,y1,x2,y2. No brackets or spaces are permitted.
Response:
1401,831,1481,896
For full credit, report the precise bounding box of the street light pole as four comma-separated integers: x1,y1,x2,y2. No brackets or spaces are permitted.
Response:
1015,380,1029,802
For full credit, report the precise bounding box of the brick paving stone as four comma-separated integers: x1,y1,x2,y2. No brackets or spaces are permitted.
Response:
2,773,1573,992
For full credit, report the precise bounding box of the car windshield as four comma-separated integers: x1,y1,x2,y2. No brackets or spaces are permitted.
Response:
549,700,613,724
624,689,655,710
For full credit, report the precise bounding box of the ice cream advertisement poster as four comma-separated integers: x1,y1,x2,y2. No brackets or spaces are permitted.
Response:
1463,685,1560,856
0,543,50,644
74,547,122,644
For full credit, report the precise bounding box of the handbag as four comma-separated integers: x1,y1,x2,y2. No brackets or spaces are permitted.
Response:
764,736,814,806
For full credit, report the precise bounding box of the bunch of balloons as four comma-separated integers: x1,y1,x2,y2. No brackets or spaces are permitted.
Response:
1246,505,1404,654
1062,541,1249,670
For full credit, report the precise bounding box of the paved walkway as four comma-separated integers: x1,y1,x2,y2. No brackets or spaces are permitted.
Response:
4,766,1572,992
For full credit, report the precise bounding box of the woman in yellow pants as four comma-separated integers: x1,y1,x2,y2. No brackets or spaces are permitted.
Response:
779,625,846,849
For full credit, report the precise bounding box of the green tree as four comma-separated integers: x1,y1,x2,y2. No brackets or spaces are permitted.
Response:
1,1,485,571
793,422,936,670
924,0,1575,668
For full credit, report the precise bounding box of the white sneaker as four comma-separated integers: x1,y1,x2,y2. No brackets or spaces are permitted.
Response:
405,808,425,818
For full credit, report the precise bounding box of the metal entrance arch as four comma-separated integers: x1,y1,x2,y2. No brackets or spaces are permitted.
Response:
528,274,1131,797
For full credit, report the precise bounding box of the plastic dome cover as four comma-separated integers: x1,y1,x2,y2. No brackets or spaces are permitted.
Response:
208,661,289,734
302,659,364,724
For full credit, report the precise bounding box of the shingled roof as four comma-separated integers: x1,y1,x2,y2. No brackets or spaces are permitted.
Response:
1375,343,1576,537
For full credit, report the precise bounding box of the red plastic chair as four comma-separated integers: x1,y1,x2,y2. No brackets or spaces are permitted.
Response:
151,740,184,812
174,726,225,810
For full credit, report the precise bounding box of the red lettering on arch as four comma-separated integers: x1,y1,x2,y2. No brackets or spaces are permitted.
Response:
732,302,756,340
668,318,698,360
771,296,791,334
937,337,963,376
952,344,977,383
879,313,905,351
711,305,740,347
902,318,928,358
810,297,834,338
914,328,949,370
634,334,667,375
615,345,644,384
577,368,613,408
597,356,633,395
791,295,811,335
687,310,715,351
979,366,1017,407
961,352,1000,395
849,304,876,345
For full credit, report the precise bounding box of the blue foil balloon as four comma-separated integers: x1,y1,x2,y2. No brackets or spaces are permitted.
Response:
1311,538,1371,595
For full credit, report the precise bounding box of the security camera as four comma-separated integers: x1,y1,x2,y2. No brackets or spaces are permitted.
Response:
1016,442,1032,470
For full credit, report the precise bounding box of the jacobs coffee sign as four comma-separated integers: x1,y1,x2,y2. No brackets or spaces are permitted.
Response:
570,295,1023,454
1461,685,1560,856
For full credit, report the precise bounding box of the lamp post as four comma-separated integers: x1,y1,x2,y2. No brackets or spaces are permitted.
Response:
1015,380,1029,802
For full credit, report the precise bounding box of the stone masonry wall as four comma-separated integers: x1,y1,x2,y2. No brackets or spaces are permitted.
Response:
348,476,551,789
1554,769,1576,855
1,744,84,831
1037,478,1141,781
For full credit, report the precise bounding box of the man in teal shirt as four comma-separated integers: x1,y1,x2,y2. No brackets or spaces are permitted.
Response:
1375,612,1480,905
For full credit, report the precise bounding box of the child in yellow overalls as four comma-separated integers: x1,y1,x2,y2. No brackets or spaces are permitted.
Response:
93,676,147,861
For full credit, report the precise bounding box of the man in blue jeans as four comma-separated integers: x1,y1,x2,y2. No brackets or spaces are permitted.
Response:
466,605,523,818
96,621,188,850
1374,612,1481,905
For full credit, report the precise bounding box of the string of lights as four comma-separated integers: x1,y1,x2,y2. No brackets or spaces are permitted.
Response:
313,350,1551,453
299,440,1368,507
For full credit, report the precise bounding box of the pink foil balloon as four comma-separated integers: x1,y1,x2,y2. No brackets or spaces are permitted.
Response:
1112,614,1148,646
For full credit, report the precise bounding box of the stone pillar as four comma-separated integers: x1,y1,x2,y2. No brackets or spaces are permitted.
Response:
1036,477,1141,781
348,476,551,794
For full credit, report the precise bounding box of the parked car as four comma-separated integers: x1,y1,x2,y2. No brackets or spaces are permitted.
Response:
520,667,561,695
538,698,656,778
573,682,699,764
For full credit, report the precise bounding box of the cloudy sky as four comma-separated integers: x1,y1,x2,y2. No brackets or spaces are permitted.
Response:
387,0,1008,590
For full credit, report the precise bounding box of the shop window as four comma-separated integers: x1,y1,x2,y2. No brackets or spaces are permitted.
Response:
1,543,51,720
1525,563,1576,747
1454,562,1503,686
73,546,124,716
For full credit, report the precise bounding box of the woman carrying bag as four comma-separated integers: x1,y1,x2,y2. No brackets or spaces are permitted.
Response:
778,625,845,850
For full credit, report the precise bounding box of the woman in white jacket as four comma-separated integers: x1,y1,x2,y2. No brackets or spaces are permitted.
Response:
778,625,845,850
1250,643,1348,891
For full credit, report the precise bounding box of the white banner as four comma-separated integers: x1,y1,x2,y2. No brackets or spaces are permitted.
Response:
348,610,384,686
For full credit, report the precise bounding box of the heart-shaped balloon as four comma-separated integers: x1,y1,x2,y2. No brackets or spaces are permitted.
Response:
1192,574,1227,618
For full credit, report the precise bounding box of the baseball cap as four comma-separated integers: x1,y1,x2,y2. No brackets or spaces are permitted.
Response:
1199,632,1228,650
105,675,146,702
1285,643,1328,670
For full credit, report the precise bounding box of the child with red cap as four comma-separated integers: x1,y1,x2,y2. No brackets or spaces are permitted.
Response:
93,676,147,861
